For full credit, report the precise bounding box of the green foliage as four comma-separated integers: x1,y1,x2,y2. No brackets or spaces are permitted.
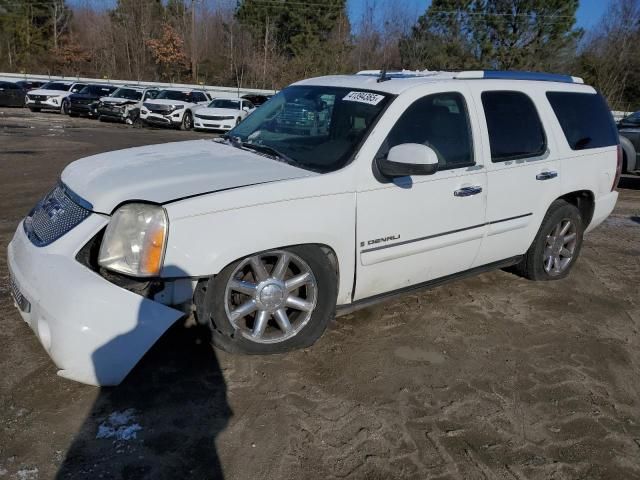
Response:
400,0,581,71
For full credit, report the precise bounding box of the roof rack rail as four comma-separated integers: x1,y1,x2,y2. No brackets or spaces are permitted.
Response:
356,69,584,84
455,70,584,84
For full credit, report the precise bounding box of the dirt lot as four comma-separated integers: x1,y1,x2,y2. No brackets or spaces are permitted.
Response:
1,107,640,480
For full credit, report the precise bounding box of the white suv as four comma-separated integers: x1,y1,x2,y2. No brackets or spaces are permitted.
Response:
139,88,211,129
25,81,87,114
8,70,621,385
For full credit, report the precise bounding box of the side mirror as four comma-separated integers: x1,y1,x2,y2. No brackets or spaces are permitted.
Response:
377,143,439,177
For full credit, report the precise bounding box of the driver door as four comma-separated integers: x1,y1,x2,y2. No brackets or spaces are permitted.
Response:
354,89,487,300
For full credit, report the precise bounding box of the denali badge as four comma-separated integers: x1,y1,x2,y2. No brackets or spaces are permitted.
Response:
361,234,400,248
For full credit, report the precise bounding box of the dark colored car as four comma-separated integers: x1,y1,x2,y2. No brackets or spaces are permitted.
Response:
0,81,26,107
68,84,118,117
241,94,271,107
618,111,640,173
16,80,45,91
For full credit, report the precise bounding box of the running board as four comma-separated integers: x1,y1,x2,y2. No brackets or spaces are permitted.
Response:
336,256,523,317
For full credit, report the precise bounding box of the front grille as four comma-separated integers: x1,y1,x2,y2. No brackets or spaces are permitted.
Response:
144,103,171,114
196,114,233,121
23,184,91,247
72,98,93,105
28,94,48,101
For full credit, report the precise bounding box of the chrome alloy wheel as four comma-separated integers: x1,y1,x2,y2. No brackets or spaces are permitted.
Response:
543,218,577,276
224,251,318,344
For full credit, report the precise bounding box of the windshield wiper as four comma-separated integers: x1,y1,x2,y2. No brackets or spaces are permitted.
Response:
240,142,299,167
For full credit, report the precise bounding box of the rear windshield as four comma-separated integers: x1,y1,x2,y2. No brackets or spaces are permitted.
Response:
546,92,618,150
209,99,240,109
157,90,192,102
111,88,143,100
79,85,117,96
42,82,72,91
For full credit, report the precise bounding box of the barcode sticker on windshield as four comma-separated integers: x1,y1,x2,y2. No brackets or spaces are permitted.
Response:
343,91,385,105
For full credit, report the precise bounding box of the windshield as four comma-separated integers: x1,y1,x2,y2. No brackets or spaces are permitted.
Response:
210,99,241,110
624,111,640,123
156,90,192,102
110,88,143,100
43,82,72,91
227,86,391,173
80,85,117,96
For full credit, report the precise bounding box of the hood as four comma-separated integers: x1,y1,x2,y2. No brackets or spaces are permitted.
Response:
61,139,315,214
101,96,140,105
28,88,70,96
69,93,100,101
197,107,241,116
145,99,194,107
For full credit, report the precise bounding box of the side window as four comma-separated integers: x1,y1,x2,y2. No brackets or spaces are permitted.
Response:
481,91,546,162
546,92,618,150
145,90,158,100
379,92,474,170
245,101,255,110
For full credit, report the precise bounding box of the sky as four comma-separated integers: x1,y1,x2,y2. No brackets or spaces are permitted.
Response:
346,0,610,31
70,0,612,31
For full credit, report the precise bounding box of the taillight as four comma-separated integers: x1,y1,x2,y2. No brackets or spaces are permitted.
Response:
613,145,623,191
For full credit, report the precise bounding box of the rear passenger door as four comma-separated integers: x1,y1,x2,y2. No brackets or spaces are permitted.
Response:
471,87,561,266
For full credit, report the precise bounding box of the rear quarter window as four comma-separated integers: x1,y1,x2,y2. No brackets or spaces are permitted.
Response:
546,92,618,150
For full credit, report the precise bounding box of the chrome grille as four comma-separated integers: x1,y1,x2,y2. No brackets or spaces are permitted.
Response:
23,184,91,247
28,94,48,101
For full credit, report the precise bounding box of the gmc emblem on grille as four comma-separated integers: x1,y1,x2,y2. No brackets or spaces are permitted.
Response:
43,198,65,222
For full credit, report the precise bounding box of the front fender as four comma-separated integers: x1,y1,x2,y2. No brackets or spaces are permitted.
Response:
162,192,356,305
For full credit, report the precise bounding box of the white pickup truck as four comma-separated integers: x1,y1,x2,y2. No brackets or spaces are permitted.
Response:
8,70,621,385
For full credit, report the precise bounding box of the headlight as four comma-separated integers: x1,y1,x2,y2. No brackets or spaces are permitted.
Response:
98,203,168,277
171,105,184,112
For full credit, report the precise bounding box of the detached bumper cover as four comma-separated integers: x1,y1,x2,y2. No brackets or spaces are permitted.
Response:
7,215,184,386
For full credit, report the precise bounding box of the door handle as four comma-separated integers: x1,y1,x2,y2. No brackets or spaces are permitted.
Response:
536,171,558,181
454,185,483,197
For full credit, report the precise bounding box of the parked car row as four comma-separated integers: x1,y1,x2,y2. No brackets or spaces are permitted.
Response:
0,78,272,132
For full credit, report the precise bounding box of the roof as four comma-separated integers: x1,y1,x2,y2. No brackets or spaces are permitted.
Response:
294,70,592,95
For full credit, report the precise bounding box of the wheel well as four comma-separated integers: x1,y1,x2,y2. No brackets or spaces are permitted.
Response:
622,149,628,173
559,190,595,227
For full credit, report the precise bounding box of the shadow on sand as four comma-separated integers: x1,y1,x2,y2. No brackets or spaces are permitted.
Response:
55,289,231,479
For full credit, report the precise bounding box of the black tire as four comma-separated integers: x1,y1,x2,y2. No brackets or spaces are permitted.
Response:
29,107,41,112
514,199,584,281
181,111,193,130
61,99,69,115
235,117,241,126
197,245,337,354
98,115,106,122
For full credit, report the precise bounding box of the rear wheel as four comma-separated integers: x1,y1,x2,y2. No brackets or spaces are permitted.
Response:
197,246,337,354
514,199,584,281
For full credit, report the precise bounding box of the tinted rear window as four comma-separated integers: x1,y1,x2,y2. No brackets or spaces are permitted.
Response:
546,92,618,150
481,91,547,162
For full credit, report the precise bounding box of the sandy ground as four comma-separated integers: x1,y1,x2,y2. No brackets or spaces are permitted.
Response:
0,107,640,480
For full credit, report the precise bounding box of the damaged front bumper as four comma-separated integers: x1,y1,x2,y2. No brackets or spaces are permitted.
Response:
7,215,185,386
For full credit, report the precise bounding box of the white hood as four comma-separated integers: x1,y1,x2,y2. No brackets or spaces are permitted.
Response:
197,107,241,116
145,99,194,107
28,88,71,97
61,140,314,213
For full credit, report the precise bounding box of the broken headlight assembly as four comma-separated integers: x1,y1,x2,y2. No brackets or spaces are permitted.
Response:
98,203,168,277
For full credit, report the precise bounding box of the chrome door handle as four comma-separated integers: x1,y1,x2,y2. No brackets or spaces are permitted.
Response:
536,171,558,181
454,186,483,197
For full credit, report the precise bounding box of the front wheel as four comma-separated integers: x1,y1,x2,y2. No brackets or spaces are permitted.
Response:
61,99,69,115
197,246,337,354
181,111,193,130
514,199,584,281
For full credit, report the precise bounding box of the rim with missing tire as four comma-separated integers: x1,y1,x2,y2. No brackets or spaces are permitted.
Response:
224,251,318,344
543,218,577,276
